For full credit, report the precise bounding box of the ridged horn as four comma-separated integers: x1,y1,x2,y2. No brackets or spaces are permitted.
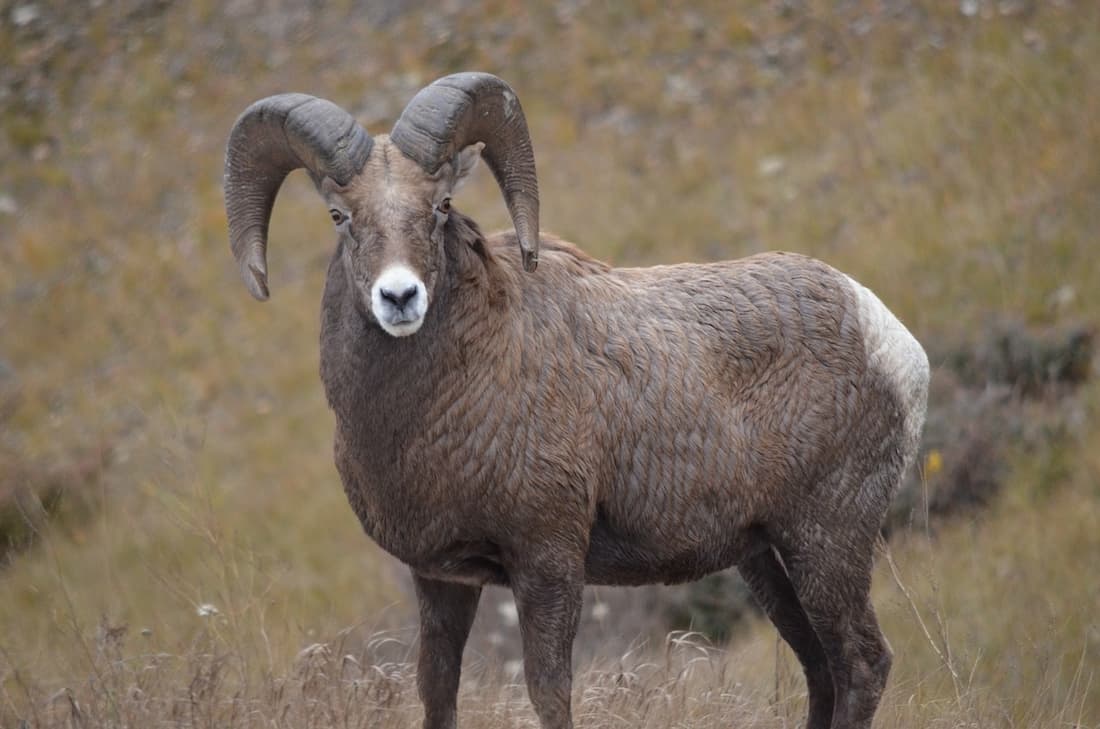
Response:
224,94,373,300
390,72,540,273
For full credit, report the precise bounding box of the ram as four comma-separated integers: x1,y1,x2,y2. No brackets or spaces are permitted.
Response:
224,72,929,729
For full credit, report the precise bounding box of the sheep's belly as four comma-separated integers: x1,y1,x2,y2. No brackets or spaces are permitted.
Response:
583,516,764,586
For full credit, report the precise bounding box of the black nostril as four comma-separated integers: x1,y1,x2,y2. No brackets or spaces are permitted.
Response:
380,284,419,310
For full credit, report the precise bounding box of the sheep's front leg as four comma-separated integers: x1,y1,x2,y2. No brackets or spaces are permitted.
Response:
413,573,481,729
511,565,583,729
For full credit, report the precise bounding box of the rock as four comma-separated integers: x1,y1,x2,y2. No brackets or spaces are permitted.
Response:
1023,27,1046,53
10,4,40,27
0,194,16,216
998,0,1028,16
757,155,785,177
496,599,519,626
664,74,702,104
1048,284,1076,311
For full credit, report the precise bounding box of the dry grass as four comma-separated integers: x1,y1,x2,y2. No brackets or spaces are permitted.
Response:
2,578,1096,728
1,0,1099,726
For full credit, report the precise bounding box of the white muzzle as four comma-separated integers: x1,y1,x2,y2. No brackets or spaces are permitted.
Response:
371,265,428,337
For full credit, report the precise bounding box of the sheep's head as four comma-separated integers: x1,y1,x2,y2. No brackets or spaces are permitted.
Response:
223,72,539,337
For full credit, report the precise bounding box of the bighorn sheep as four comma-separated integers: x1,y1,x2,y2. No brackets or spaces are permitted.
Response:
224,72,929,729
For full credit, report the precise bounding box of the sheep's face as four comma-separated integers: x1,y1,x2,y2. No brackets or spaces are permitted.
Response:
322,137,483,338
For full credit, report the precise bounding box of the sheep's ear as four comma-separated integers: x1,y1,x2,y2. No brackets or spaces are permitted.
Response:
452,142,484,190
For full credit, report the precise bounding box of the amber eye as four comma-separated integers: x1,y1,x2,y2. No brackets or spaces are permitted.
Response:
437,197,451,214
330,209,348,225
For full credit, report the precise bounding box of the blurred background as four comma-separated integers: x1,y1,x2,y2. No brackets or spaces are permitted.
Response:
1,0,1098,726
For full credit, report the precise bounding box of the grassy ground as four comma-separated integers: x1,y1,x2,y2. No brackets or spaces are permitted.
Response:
1,0,1098,726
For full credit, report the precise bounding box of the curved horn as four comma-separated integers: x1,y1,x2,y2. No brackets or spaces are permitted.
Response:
224,94,373,300
390,72,540,273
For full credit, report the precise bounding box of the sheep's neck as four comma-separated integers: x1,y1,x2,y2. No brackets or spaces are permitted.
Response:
319,221,521,539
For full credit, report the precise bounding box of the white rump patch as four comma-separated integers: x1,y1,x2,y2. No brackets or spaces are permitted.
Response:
845,275,930,443
371,264,428,337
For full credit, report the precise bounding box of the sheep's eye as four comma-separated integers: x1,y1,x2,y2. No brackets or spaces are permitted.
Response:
437,197,451,215
330,209,348,225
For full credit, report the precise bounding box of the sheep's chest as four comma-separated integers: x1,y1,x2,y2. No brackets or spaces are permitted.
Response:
331,423,515,583
333,436,431,557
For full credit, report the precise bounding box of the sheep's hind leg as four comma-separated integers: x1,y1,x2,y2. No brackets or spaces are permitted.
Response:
510,563,584,729
413,574,482,729
783,544,892,729
740,547,835,729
